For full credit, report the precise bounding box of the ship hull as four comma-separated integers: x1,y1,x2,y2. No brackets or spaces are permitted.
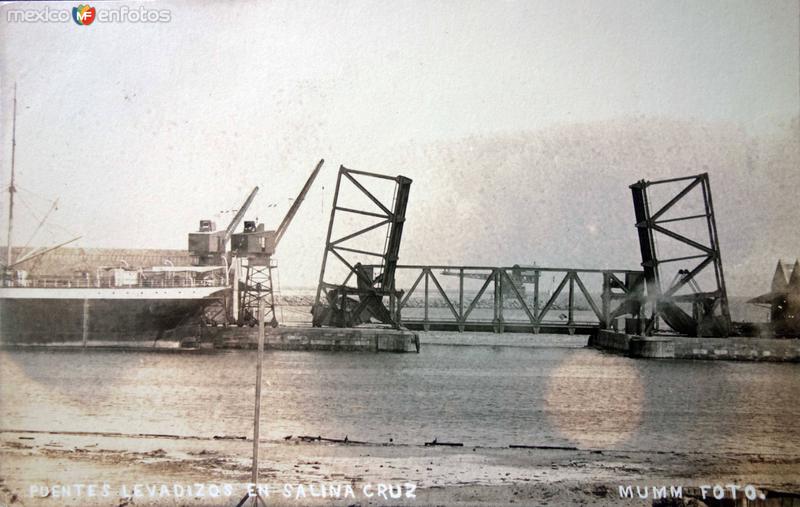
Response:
0,287,227,345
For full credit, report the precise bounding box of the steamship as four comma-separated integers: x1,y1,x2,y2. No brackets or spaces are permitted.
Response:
1,87,323,346
0,247,229,346
0,87,230,346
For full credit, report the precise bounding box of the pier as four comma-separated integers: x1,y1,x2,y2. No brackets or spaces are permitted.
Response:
591,329,800,361
205,325,420,353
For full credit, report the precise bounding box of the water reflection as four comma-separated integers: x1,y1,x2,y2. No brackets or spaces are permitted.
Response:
1,339,798,455
545,349,644,448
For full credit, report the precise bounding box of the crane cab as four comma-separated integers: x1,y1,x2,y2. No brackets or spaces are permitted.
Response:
231,221,277,262
188,220,227,265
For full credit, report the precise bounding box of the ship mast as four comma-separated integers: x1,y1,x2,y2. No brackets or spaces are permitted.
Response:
6,83,17,268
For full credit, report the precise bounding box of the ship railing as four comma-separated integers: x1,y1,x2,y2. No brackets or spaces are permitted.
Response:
4,277,230,289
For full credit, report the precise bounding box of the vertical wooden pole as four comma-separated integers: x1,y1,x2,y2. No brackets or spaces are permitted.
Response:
6,84,17,269
267,261,277,326
458,268,464,317
492,270,501,333
568,272,575,326
423,270,429,331
232,258,240,324
601,273,610,329
82,299,89,348
496,270,504,327
251,298,265,505
458,268,464,331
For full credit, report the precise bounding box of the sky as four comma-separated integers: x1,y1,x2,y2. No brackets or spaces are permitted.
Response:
0,0,798,295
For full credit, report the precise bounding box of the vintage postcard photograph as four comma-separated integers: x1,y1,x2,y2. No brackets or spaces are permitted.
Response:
0,1,798,506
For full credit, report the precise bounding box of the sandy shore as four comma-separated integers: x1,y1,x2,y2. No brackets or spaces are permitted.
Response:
1,430,798,506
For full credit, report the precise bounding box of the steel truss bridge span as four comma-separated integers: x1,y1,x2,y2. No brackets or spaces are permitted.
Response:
377,265,646,334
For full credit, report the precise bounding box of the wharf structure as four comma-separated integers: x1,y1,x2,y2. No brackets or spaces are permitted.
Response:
1,149,793,359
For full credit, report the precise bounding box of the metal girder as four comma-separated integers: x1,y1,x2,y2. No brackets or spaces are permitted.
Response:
312,166,412,328
229,159,324,327
630,173,730,337
238,260,278,327
386,265,644,334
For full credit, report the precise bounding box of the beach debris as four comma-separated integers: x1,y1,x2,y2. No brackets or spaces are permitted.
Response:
509,444,578,451
141,448,167,458
297,435,366,444
424,438,463,447
5,441,32,449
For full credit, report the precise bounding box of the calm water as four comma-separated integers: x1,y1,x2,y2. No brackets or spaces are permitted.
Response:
1,333,798,455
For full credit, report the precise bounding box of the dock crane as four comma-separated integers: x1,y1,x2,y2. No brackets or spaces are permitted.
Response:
231,159,325,326
188,186,259,266
186,186,260,326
